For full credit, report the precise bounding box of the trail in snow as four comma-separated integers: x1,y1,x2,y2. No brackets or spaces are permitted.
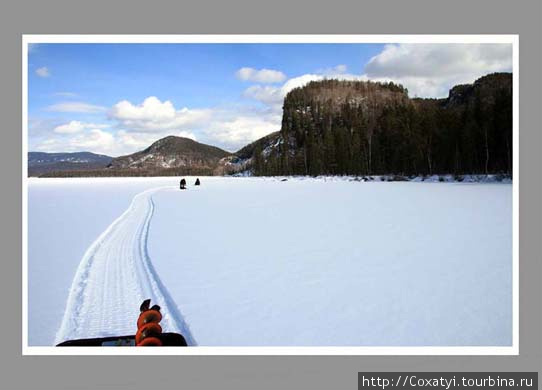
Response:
55,186,196,345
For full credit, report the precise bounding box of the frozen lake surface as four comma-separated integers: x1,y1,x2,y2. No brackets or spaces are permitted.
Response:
27,177,512,346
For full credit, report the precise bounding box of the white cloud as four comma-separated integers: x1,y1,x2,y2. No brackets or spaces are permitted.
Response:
242,85,284,106
243,74,325,109
54,120,109,134
242,71,370,110
35,129,116,155
112,96,175,122
280,74,325,94
35,99,281,155
35,126,197,157
115,131,164,152
204,112,281,151
36,67,50,77
364,43,512,97
53,92,78,98
40,96,203,156
46,102,107,113
110,96,212,132
241,44,513,108
243,44,513,106
32,97,206,156
236,67,286,83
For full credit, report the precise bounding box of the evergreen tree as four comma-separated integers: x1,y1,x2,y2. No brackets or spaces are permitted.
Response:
253,74,512,177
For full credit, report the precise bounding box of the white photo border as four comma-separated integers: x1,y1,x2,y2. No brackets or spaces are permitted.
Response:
22,34,519,356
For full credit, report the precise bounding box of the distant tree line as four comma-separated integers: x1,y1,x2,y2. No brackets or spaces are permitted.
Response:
253,74,512,177
38,167,215,178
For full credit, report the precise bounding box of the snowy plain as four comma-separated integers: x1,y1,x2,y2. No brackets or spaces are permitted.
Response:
27,177,512,346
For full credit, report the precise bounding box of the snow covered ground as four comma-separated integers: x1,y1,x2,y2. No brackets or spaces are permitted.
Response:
28,178,177,346
27,177,512,346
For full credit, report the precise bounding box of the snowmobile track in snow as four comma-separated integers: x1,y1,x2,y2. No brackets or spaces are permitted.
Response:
55,186,196,345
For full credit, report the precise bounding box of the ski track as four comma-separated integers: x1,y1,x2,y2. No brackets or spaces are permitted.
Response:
55,186,196,346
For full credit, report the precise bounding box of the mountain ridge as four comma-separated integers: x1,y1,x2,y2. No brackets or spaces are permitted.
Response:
28,151,113,176
29,72,512,177
108,136,231,172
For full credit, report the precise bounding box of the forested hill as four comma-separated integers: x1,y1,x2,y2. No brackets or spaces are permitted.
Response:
250,73,512,176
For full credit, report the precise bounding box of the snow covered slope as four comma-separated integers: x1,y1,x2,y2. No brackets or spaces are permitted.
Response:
28,177,512,346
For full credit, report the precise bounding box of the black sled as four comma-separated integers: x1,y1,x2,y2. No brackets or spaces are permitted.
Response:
57,332,187,347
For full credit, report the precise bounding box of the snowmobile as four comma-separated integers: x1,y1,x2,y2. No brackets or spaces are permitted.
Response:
56,299,188,347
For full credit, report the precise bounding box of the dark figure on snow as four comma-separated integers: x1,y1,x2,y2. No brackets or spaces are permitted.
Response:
195,178,201,186
180,178,187,190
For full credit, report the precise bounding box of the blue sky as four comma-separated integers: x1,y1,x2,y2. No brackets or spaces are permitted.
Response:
28,43,512,156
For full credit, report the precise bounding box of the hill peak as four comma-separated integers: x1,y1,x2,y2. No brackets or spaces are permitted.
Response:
109,135,231,173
